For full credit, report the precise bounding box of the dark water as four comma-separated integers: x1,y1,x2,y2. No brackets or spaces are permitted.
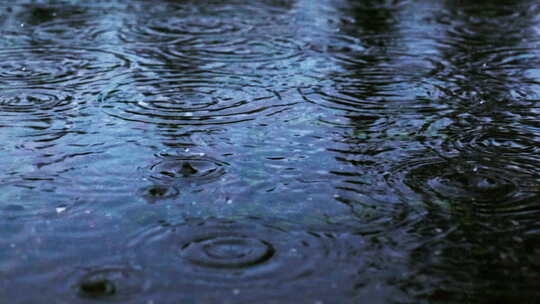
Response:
1,0,540,303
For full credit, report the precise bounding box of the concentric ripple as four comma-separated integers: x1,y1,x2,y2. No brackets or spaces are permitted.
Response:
0,47,130,88
139,184,180,203
120,12,245,44
118,0,290,45
161,35,304,63
71,266,146,302
148,153,227,184
0,88,74,114
298,80,443,117
182,236,274,269
448,125,540,156
31,17,115,45
387,156,540,219
101,74,289,125
126,217,365,290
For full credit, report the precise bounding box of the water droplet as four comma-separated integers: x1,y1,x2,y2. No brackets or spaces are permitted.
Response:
73,267,145,301
56,206,67,214
79,278,116,298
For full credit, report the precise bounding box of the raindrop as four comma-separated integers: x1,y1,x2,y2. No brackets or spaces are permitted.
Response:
148,154,227,184
73,267,145,301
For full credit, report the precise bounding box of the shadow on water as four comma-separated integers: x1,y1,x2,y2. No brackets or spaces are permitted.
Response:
386,0,540,302
1,0,540,303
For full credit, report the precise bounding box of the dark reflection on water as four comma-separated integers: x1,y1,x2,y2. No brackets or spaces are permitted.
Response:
1,0,540,302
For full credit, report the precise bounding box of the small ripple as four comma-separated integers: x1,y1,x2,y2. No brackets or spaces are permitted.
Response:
148,153,227,184
126,217,365,290
71,266,146,302
101,73,291,126
182,236,274,269
138,184,180,203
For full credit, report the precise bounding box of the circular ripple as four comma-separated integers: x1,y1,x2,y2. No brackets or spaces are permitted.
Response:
71,267,146,302
298,81,444,117
148,153,227,184
32,17,114,45
162,35,304,63
120,13,245,44
182,236,274,269
388,156,540,218
0,88,80,142
0,47,130,88
127,217,365,289
449,126,540,156
101,74,288,125
0,88,74,114
118,0,289,44
139,184,179,203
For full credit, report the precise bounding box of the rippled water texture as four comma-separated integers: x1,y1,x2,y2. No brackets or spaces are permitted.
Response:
2,0,540,303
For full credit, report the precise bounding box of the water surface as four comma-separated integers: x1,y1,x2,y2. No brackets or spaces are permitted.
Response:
1,0,540,303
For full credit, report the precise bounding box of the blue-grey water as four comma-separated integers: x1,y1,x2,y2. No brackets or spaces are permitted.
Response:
1,0,540,303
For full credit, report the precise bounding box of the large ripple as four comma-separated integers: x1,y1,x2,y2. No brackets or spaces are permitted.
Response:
387,155,540,228
100,72,292,126
0,47,131,88
126,217,366,299
31,16,116,45
160,35,304,64
445,124,540,157
119,0,291,45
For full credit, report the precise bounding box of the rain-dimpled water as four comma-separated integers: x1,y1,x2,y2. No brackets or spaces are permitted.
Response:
1,0,540,303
